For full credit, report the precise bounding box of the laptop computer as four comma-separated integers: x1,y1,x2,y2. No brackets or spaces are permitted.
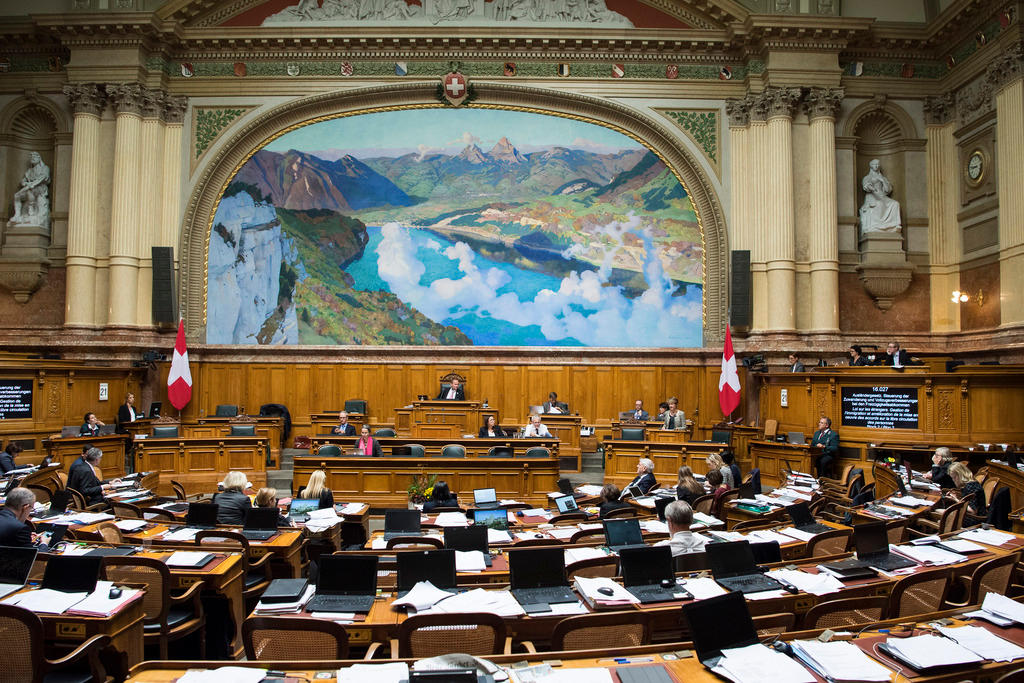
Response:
553,494,579,514
383,509,422,541
241,507,279,541
33,522,69,548
148,402,161,418
0,546,38,598
288,498,320,521
682,592,759,669
471,508,509,530
619,546,682,603
603,518,645,552
34,489,70,519
396,549,457,597
42,555,102,594
557,478,574,496
472,488,500,509
831,521,917,572
185,502,219,529
305,555,378,613
508,547,576,611
787,431,806,445
654,496,673,522
444,525,493,567
706,540,784,594
785,501,831,534
98,424,117,436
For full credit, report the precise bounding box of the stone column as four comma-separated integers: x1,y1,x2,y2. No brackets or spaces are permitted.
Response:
136,87,165,327
106,84,144,328
748,94,769,331
763,87,802,332
804,88,843,333
62,84,106,328
923,93,961,332
725,97,751,332
160,96,187,255
991,49,1024,327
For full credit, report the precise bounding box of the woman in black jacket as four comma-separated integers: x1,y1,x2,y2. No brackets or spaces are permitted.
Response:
213,471,252,525
423,481,459,512
296,469,335,509
598,484,631,518
478,415,506,438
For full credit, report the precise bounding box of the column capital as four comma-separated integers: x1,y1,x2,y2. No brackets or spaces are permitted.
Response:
107,83,144,116
725,97,751,127
986,42,1024,93
803,87,843,121
923,92,956,125
162,94,188,125
140,87,165,120
62,83,105,117
749,91,771,123
765,87,802,120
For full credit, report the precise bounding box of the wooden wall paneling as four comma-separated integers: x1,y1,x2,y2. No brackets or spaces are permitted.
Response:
477,366,502,414
200,364,247,417
384,364,409,418
335,364,361,413
500,366,521,426
621,366,658,419
965,384,1024,440
570,366,592,419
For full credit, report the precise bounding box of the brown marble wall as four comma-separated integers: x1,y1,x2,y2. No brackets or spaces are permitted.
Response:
838,271,931,333
0,267,65,327
960,262,1001,330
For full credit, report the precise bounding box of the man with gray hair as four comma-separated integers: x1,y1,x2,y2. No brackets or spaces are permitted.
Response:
624,457,656,496
68,446,108,505
0,487,36,546
333,410,356,436
656,500,708,556
923,446,955,488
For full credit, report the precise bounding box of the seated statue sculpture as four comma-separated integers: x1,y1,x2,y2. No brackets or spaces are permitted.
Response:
10,151,51,230
858,158,902,234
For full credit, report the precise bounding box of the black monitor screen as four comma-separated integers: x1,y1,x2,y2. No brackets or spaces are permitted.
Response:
244,506,279,530
42,555,101,593
682,592,758,662
707,540,757,578
0,546,37,584
508,547,566,589
186,502,218,527
397,549,457,591
603,518,643,547
853,522,889,556
786,501,813,526
316,555,378,593
384,509,421,533
444,525,488,552
619,546,673,586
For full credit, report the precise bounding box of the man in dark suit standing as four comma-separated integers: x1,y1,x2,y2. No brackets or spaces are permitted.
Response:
0,487,35,547
333,410,356,436
438,377,465,400
811,416,839,478
788,353,805,372
68,446,108,505
629,399,649,421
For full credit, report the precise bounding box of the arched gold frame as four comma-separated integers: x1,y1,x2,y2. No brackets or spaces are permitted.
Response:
179,81,728,345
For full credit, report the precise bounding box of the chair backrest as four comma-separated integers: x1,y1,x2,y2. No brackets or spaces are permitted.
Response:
988,486,1012,531
872,463,902,499
229,424,256,437
888,567,951,617
317,444,342,457
195,529,251,551
152,425,179,438
713,489,738,518
937,499,969,535
142,507,177,522
243,616,349,660
171,480,187,500
550,512,586,525
408,444,425,457
386,536,444,549
846,470,865,498
374,428,396,437
966,552,1019,605
66,487,88,511
603,506,639,519
550,611,651,651
982,477,1000,508
100,556,172,624
763,419,778,440
806,528,852,558
752,612,796,638
522,446,550,458
885,519,908,545
343,399,367,415
398,612,506,658
692,494,714,515
214,404,238,417
621,427,645,441
441,444,466,458
25,484,51,504
802,595,889,630
565,556,618,580
710,429,732,444
110,501,143,519
0,603,49,682
837,464,855,485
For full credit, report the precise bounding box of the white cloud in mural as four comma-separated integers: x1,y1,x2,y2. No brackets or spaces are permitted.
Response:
416,143,442,161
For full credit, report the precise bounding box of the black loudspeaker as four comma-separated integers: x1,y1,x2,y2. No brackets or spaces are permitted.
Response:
151,246,176,325
730,250,751,334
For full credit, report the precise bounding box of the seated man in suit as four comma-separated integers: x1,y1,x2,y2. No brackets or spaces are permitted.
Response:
542,391,568,414
437,377,465,400
625,458,657,496
68,446,112,505
333,410,356,436
788,353,805,373
0,487,35,547
627,399,649,421
810,416,839,478
661,398,685,430
880,341,911,367
79,411,105,437
523,414,552,438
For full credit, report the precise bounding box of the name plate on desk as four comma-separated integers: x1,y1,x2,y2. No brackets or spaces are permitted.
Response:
841,386,919,430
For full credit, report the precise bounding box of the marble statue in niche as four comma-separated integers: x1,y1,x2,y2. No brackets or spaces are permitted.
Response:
9,152,50,231
858,159,902,234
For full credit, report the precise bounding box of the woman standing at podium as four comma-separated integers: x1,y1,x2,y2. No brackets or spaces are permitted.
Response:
478,415,507,438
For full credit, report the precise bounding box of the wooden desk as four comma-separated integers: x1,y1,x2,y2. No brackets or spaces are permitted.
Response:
43,434,130,479
309,411,369,436
127,416,283,467
602,439,726,488
394,400,498,439
132,436,268,497
989,460,1024,514
748,440,822,488
294,451,560,507
611,421,693,442
537,414,583,471
308,435,559,460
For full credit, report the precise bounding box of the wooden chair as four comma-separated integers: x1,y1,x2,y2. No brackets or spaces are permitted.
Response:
603,507,639,519
195,529,273,608
819,464,855,489
550,512,587,525
110,500,144,518
67,487,106,512
752,612,796,638
732,519,783,532
522,446,551,458
100,556,205,659
395,612,509,658
805,528,852,558
995,668,1024,683
0,604,111,683
243,616,349,660
885,519,908,545
137,471,159,492
946,552,1019,608
910,498,968,537
170,480,202,502
94,521,124,544
549,611,651,651
888,567,951,618
25,484,51,504
872,463,903,499
802,596,889,630
141,507,177,522
568,528,606,544
317,445,342,457
386,536,444,549
692,494,714,516
566,555,618,580
713,489,738,519
763,419,778,441
512,537,562,547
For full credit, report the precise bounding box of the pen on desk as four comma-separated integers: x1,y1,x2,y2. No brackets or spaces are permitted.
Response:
601,656,655,664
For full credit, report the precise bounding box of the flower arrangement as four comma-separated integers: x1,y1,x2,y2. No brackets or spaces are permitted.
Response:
407,473,437,504
877,454,899,469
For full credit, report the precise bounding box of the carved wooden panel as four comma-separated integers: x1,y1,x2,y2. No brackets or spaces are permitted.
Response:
185,446,218,472
936,388,956,431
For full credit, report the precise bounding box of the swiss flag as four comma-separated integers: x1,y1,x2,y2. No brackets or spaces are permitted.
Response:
167,319,192,411
718,324,741,417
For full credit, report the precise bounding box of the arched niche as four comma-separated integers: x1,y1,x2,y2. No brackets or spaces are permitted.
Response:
179,82,728,346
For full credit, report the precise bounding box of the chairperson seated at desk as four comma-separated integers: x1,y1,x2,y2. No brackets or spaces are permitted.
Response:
333,410,356,436
479,415,508,438
213,471,252,525
523,414,552,438
79,411,105,437
296,469,335,509
354,425,382,457
438,377,465,400
661,398,685,430
626,458,657,496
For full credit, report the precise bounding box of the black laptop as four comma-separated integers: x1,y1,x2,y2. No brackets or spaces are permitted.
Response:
396,549,457,597
33,522,69,548
832,521,916,572
682,592,759,669
34,490,70,519
471,508,509,531
185,502,219,529
148,402,161,418
241,507,279,541
444,525,493,567
42,555,102,594
553,494,579,514
706,540,784,594
786,501,831,534
603,518,645,552
0,546,38,598
619,546,684,603
508,547,576,612
654,496,673,522
383,509,422,541
305,555,378,613
472,488,500,509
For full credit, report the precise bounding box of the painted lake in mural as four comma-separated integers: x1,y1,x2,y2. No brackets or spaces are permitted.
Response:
206,107,703,347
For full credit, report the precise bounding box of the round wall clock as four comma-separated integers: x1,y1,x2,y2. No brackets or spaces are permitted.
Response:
966,149,985,184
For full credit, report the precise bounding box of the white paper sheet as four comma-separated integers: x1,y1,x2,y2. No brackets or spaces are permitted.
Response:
679,577,727,600
177,667,267,683
790,639,892,682
937,625,1024,662
959,528,1016,546
766,569,844,596
747,529,796,545
337,662,408,683
455,550,486,572
390,581,455,612
486,528,512,544
776,527,815,542
433,512,469,527
564,547,607,565
982,592,1024,624
716,643,816,683
162,527,202,542
3,588,88,614
883,633,982,668
67,580,141,616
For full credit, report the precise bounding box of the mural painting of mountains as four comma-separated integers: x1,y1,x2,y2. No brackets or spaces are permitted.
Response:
208,108,703,347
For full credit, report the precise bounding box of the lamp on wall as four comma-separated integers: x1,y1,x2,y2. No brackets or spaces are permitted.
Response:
952,290,985,306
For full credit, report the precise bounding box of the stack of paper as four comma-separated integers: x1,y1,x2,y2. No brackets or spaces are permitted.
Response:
708,530,744,542
959,528,1016,546
713,643,816,683
766,569,843,596
486,528,512,544
577,485,603,497
777,527,816,542
882,633,982,669
573,576,637,609
641,519,669,534
747,529,795,545
254,585,315,615
337,662,408,683
790,639,892,682
306,506,342,532
166,551,213,568
3,588,88,614
888,495,931,507
425,588,524,617
632,496,656,508
433,512,469,527
390,581,454,612
978,592,1024,624
546,526,579,540
522,508,550,517
678,577,727,600
67,580,142,617
337,502,366,516
893,544,967,566
693,511,724,528
162,527,201,542
113,519,148,532
454,550,486,572
937,625,1024,662
564,547,607,565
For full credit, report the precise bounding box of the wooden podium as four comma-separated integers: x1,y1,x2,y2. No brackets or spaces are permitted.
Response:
394,400,498,439
43,433,130,479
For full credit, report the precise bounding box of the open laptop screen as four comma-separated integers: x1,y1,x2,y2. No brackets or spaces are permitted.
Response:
472,508,508,530
707,540,758,578
473,488,497,505
289,498,320,516
853,521,889,556
508,547,566,589
0,546,38,586
682,592,758,664
384,509,421,534
244,506,279,530
554,494,578,513
786,501,813,526
397,549,457,592
316,555,378,593
186,502,219,527
42,555,102,594
444,525,488,553
787,431,806,444
603,518,643,548
619,546,673,586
